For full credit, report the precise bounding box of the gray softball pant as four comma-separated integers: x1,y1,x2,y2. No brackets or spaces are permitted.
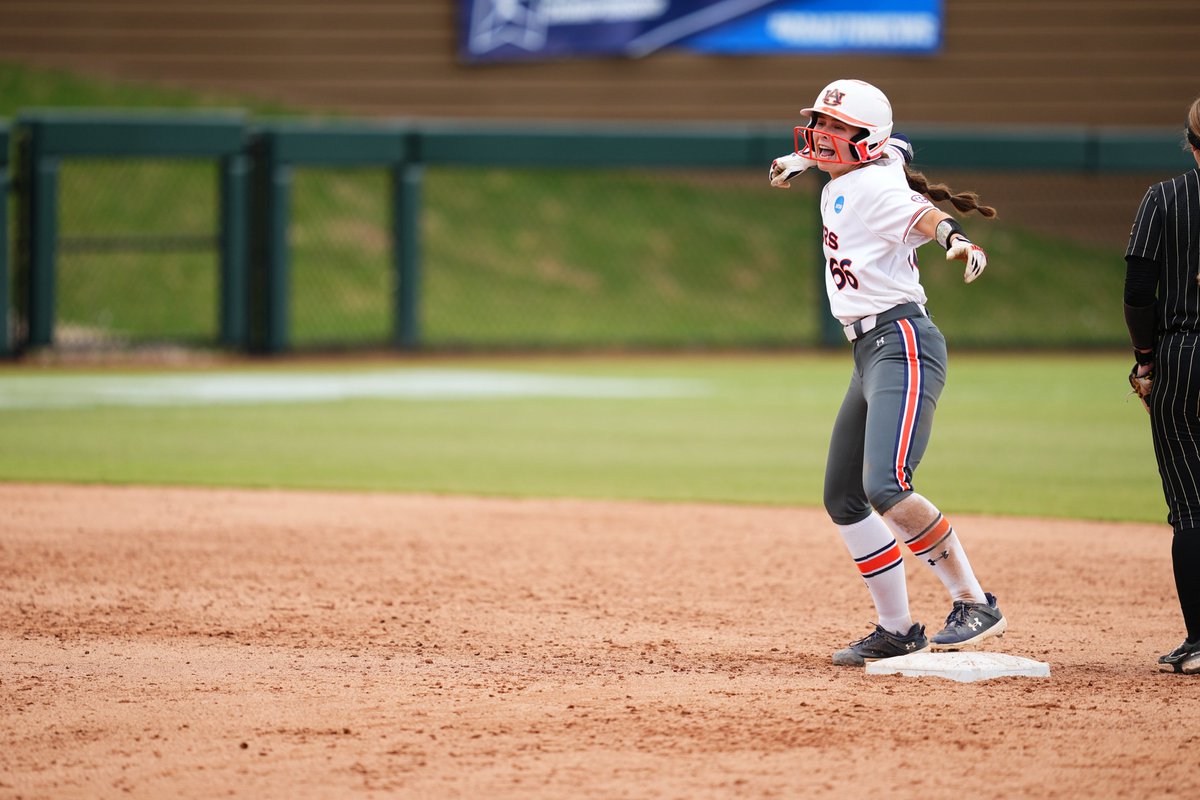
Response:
823,312,948,525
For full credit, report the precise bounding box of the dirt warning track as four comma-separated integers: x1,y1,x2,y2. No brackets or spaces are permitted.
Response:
1,483,1194,799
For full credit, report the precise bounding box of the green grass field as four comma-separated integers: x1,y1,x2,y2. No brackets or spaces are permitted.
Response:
0,352,1164,524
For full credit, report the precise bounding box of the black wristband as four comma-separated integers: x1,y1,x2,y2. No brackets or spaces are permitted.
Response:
1134,348,1155,366
934,218,965,250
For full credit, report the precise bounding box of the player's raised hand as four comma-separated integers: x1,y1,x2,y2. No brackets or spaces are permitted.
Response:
946,236,987,283
769,151,817,188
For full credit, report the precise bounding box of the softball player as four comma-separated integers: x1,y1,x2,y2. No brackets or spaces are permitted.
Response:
769,79,1006,666
1123,94,1200,675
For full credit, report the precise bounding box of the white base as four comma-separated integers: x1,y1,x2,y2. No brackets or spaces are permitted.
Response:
865,651,1050,682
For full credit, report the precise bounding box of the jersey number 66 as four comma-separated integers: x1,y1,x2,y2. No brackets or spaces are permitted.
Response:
829,258,859,290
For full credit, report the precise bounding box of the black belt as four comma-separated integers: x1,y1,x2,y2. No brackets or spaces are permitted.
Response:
844,302,928,342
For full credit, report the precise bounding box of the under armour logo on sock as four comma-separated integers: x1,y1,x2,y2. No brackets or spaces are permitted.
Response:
927,549,950,566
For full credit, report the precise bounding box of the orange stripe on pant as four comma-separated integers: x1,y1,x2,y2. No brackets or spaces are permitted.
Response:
892,319,922,493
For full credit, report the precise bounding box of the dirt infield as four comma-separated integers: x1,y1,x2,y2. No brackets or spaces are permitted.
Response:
2,483,1196,799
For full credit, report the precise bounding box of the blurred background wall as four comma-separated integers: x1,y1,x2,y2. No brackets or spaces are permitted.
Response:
0,0,1195,127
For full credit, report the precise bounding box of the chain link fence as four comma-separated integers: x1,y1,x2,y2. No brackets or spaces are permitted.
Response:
8,118,1185,356
288,166,394,349
419,167,822,350
260,164,1164,352
411,166,1143,350
54,158,221,352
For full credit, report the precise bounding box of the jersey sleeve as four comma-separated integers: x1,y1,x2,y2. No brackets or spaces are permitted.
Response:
1126,185,1163,261
854,171,935,245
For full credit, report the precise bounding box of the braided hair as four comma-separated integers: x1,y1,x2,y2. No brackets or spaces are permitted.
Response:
903,167,997,219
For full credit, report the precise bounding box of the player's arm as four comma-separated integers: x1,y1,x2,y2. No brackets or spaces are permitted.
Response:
1123,188,1162,407
1124,255,1158,409
914,210,988,284
1124,256,1157,355
768,150,817,188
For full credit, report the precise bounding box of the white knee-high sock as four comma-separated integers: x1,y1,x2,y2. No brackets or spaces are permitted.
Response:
836,512,912,635
883,494,986,604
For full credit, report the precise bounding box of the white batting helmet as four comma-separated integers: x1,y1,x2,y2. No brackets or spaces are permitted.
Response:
796,79,894,165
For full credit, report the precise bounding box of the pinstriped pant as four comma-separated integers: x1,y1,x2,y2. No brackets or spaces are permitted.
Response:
1148,331,1200,533
823,315,948,525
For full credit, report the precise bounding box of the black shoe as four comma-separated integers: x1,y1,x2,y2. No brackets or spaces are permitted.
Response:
1158,639,1200,674
832,623,929,667
930,593,1007,651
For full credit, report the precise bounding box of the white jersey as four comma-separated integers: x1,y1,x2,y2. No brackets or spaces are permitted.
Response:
819,153,937,324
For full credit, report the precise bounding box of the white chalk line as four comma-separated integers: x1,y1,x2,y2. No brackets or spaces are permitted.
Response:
0,369,710,409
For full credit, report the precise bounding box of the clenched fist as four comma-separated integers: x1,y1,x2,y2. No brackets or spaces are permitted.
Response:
769,152,817,188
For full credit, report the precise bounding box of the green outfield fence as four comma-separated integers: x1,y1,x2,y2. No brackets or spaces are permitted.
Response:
2,112,1194,357
9,112,249,355
248,122,419,353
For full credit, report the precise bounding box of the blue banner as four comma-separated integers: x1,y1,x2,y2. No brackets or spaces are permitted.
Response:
460,0,941,63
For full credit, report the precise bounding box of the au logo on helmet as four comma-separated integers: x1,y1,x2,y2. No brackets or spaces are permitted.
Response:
823,87,846,106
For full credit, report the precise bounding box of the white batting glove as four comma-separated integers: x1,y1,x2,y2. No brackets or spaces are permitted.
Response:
769,152,816,188
946,236,988,283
